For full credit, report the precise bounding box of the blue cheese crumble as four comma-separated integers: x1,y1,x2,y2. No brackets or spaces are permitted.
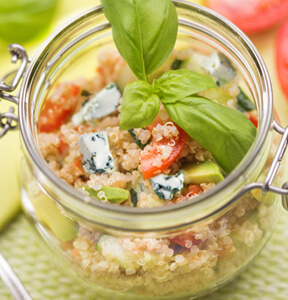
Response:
78,132,114,174
73,83,121,125
201,52,236,86
150,172,184,201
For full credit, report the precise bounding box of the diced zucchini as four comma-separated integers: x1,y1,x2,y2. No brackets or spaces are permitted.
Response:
200,86,234,105
130,189,138,207
128,128,150,149
237,88,256,112
129,178,151,207
96,234,136,269
182,161,224,184
85,186,129,204
150,172,184,201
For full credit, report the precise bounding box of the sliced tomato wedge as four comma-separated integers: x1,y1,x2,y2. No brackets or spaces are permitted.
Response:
140,122,187,180
206,0,288,34
276,21,288,101
38,83,80,133
244,111,258,128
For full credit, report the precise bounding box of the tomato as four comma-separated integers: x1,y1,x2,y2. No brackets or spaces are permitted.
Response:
276,21,288,101
74,157,84,173
140,123,188,180
206,0,288,34
183,184,203,199
244,111,258,128
244,108,281,128
38,83,80,133
171,232,204,248
170,185,204,247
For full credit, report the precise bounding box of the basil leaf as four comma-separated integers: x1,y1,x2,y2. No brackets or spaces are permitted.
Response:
237,88,256,112
101,0,178,81
164,96,257,173
153,69,217,103
120,81,160,130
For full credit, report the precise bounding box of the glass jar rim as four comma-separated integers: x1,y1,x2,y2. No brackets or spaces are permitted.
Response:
19,1,273,231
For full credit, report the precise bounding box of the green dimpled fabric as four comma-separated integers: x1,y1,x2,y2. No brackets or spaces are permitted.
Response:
1,213,288,300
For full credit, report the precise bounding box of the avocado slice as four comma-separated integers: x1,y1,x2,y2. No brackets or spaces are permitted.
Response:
84,186,129,204
182,161,224,184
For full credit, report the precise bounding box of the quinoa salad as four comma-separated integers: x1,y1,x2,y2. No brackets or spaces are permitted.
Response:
32,45,277,297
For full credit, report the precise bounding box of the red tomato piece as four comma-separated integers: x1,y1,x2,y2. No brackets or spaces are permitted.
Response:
244,111,258,128
206,0,288,34
276,21,288,100
141,123,188,180
38,83,80,133
183,184,203,198
74,157,84,173
170,185,204,247
171,234,203,248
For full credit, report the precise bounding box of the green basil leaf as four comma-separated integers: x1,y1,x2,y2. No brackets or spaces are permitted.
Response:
0,0,57,43
237,88,256,112
164,96,257,173
153,69,217,103
101,0,178,81
120,81,160,130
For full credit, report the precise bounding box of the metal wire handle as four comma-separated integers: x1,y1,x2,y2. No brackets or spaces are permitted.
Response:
0,252,32,300
0,44,30,138
231,119,288,210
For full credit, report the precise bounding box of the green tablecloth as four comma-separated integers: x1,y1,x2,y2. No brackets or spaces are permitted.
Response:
1,212,288,300
1,0,288,299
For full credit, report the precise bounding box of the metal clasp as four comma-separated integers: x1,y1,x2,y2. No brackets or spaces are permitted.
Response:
0,44,29,138
238,119,288,210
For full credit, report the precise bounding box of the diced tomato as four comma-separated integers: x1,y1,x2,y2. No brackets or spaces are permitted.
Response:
173,184,203,204
171,233,203,248
274,109,281,125
183,184,203,198
38,83,80,133
72,248,80,257
206,0,288,34
244,111,258,128
141,123,188,180
74,157,84,173
57,133,69,157
276,21,288,101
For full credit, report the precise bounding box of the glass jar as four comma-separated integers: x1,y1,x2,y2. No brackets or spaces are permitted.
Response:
1,1,288,299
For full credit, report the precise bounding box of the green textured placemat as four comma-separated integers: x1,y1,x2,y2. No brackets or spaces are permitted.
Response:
0,211,288,300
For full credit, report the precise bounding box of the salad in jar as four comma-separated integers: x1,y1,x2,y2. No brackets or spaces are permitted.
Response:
32,0,270,298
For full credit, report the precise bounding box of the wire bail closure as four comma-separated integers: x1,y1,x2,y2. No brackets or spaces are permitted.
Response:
232,119,288,210
0,44,29,138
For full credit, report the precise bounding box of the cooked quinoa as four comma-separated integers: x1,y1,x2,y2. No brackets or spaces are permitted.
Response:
34,47,275,298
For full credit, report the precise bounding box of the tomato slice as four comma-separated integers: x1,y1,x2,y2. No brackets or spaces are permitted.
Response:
141,123,188,180
276,21,288,101
38,83,80,133
244,111,258,128
206,0,288,34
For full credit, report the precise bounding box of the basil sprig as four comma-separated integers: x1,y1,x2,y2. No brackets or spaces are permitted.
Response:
101,0,257,173
120,81,160,129
101,0,178,82
164,96,257,173
120,69,217,129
